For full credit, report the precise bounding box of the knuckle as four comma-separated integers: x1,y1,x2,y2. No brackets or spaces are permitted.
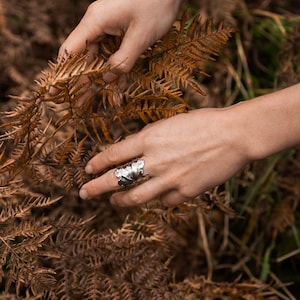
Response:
111,60,132,74
106,146,119,165
86,2,99,16
108,55,133,74
87,181,99,197
139,131,153,148
116,62,132,74
178,185,194,199
162,199,173,207
126,190,142,206
107,171,116,188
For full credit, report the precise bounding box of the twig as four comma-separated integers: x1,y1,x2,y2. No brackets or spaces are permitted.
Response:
197,208,213,280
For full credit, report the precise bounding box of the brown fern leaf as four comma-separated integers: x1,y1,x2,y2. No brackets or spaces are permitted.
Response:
0,200,32,222
0,239,10,279
170,275,281,299
51,213,96,230
115,98,188,127
0,14,234,197
61,165,75,192
0,96,43,147
36,137,91,190
29,268,57,297
277,175,300,197
82,271,105,300
0,179,23,199
268,196,298,238
117,282,134,300
0,10,237,299
39,52,99,91
45,257,76,299
0,143,30,178
42,210,176,299
2,221,52,241
0,190,61,221
144,17,236,95
79,114,114,144
0,221,56,296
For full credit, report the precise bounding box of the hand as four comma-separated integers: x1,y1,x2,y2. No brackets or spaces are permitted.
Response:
79,108,250,207
59,0,182,82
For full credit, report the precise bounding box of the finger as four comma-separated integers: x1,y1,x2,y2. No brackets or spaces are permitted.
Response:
85,135,143,174
110,177,171,207
79,168,120,200
160,190,192,207
58,12,106,58
103,25,155,82
59,27,100,59
50,42,99,96
80,156,150,200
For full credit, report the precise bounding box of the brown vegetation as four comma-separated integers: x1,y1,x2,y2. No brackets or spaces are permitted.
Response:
0,0,300,299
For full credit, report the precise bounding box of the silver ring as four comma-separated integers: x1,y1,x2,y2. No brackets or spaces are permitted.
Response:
114,158,145,187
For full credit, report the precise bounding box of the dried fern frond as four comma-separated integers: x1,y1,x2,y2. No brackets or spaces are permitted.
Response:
0,11,238,299
268,196,298,238
0,181,62,296
0,219,56,296
144,17,236,95
170,275,283,299
0,14,235,194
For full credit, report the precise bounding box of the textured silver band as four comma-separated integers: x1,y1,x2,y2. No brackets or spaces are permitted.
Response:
114,159,145,186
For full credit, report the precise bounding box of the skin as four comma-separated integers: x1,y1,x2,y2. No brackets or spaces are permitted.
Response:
59,0,300,207
79,85,300,206
59,0,182,82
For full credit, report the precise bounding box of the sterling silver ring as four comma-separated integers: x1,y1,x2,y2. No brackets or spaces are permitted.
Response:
114,158,145,187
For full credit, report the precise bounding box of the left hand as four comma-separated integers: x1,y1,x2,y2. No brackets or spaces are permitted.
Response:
79,108,250,207
58,0,182,82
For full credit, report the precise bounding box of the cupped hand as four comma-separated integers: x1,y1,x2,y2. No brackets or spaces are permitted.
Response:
79,108,250,207
59,0,182,81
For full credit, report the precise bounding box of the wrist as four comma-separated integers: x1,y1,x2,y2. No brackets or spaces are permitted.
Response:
216,106,253,165
225,102,265,162
227,84,300,161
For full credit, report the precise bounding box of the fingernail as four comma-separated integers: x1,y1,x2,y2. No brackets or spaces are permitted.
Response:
48,86,56,96
79,189,89,200
85,164,94,174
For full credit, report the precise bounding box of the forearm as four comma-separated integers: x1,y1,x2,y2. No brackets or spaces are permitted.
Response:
231,83,300,161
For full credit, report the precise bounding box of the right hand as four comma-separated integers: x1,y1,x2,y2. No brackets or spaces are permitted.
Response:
79,107,250,207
